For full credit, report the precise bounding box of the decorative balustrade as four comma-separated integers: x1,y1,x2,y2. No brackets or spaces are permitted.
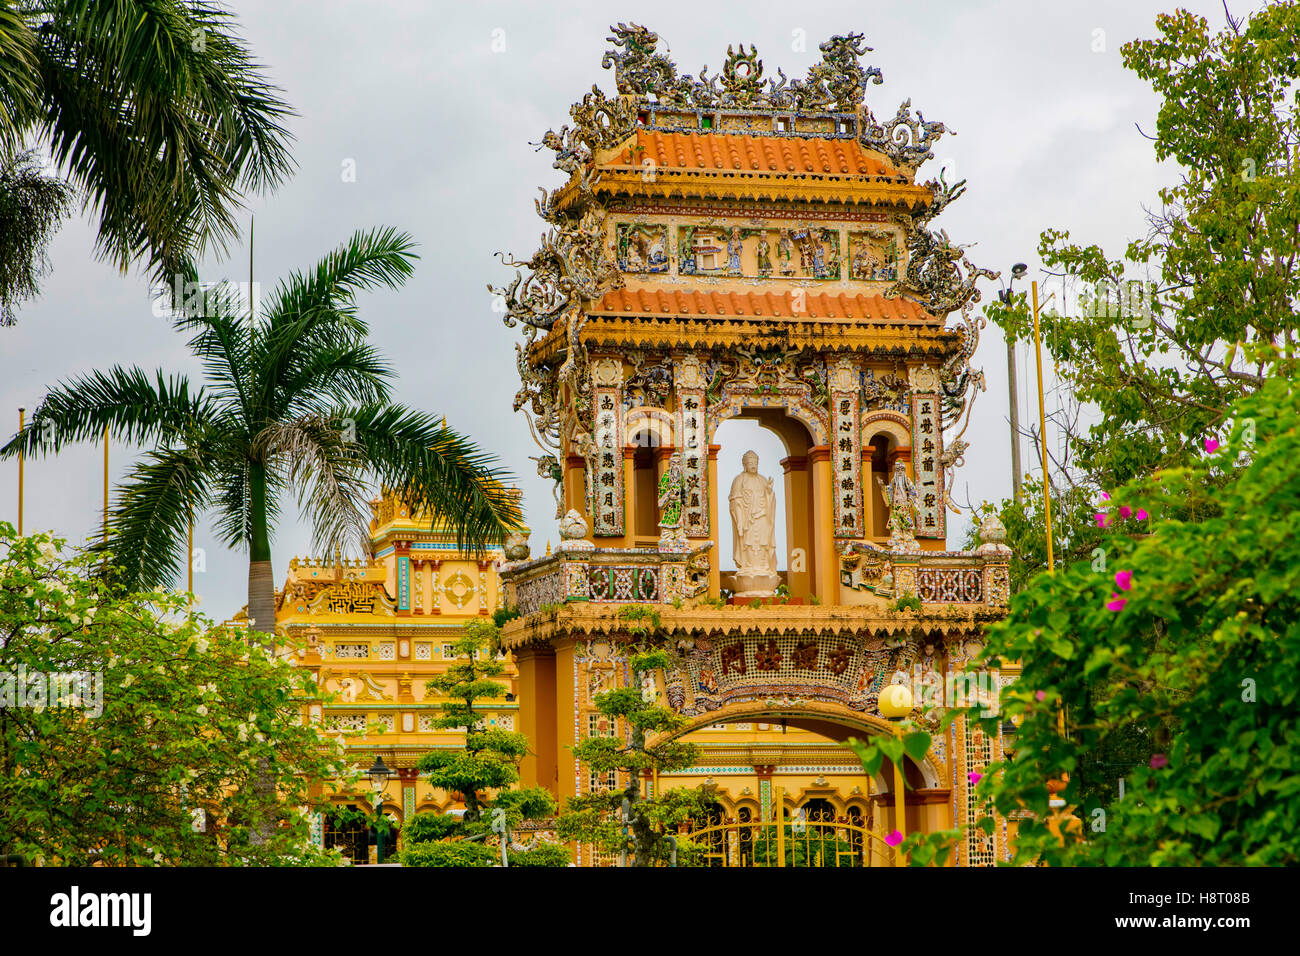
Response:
505,544,709,617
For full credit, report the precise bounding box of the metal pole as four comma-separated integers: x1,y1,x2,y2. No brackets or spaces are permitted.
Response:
1031,281,1055,572
16,408,24,535
188,519,194,594
103,424,109,544
1007,338,1022,501
774,785,785,867
893,723,906,867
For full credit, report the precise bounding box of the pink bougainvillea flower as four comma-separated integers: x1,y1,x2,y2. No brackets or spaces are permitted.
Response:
1119,505,1132,519
1094,512,1110,528
885,830,903,847
1204,437,1219,453
1100,492,1111,501
1150,754,1168,769
968,772,983,785
1106,593,1127,612
1135,508,1149,520
1035,690,1047,702
1115,570,1133,591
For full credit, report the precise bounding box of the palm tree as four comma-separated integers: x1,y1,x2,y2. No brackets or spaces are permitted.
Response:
1,226,521,641
0,148,74,325
0,1,294,310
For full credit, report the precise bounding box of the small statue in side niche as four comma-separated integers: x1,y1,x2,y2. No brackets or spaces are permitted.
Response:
657,452,687,548
876,460,921,550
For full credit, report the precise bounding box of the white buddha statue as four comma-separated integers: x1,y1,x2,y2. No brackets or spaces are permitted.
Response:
729,450,779,596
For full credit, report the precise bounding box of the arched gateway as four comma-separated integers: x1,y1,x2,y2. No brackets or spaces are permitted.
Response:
494,25,1014,865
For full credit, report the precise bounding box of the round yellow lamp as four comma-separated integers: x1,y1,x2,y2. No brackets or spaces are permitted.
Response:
879,683,914,718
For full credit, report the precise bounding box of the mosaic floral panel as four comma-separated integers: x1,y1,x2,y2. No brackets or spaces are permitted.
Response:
916,568,984,603
587,566,659,602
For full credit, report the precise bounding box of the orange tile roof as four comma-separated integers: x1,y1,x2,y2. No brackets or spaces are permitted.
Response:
591,287,934,322
608,130,900,178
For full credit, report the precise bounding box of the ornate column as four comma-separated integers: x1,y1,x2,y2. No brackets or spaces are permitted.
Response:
780,455,811,599
477,561,491,616
862,443,882,538
807,445,838,600
395,541,411,616
514,645,557,791
622,446,637,544
429,560,441,615
707,443,722,596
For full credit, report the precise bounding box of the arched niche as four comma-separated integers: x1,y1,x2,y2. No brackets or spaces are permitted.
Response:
626,408,675,544
862,411,912,539
711,407,818,599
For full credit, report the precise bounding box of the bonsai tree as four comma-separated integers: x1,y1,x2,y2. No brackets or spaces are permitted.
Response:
405,617,564,865
558,606,707,866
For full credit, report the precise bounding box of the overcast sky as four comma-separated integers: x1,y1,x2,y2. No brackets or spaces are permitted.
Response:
0,0,1260,616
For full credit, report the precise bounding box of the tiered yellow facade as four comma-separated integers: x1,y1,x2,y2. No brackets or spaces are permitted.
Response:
493,25,1014,866
275,492,517,858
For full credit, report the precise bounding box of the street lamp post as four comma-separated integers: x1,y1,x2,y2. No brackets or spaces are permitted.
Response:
999,264,1029,501
878,682,914,867
367,756,392,864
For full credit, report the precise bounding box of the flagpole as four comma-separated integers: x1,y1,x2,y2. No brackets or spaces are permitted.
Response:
17,408,24,535
103,424,109,544
1032,281,1055,573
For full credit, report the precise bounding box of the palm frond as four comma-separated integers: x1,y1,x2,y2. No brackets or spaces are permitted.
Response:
30,0,295,283
0,7,41,152
255,415,372,558
0,366,214,459
90,444,211,591
256,227,416,417
0,148,75,326
342,404,522,555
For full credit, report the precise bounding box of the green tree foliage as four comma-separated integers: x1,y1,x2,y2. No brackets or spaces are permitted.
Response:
416,619,526,824
0,1,295,302
0,524,354,865
558,606,706,866
986,3,1300,491
1,227,521,648
408,618,564,865
400,840,496,868
973,3,1300,819
506,842,571,867
0,149,73,326
844,731,947,866
965,368,1300,865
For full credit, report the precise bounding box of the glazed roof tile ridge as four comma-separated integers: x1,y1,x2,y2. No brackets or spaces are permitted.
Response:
608,129,900,178
591,288,940,322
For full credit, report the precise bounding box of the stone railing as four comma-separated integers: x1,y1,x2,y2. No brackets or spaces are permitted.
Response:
503,543,711,617
839,519,1012,607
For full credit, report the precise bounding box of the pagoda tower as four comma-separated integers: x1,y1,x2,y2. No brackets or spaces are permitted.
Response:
495,25,1013,866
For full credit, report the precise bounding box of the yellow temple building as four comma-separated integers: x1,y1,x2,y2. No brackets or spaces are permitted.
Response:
274,492,519,861
282,25,1014,866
